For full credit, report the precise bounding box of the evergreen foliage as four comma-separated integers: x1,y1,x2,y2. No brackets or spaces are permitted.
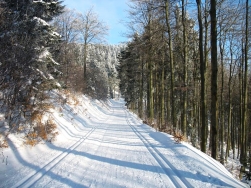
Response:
0,0,64,135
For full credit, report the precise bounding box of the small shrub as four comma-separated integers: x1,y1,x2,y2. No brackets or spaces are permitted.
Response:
173,131,185,143
25,132,38,146
44,119,58,142
0,139,8,148
36,124,47,140
0,133,9,148
31,111,43,122
24,115,58,146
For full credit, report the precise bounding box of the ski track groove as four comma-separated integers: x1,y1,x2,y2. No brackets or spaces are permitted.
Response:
1,145,63,187
44,105,114,187
125,109,193,188
12,128,96,188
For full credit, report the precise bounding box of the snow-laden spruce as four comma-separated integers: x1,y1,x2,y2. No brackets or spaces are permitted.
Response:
0,0,63,134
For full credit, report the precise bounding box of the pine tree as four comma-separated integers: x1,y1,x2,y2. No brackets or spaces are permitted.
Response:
0,0,64,133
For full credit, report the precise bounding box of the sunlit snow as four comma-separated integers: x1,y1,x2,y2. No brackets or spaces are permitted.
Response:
0,93,248,188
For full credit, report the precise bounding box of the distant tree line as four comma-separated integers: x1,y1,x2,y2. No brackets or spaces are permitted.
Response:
118,0,251,178
51,8,124,100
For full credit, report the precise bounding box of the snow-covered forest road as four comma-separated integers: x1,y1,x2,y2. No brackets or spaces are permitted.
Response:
0,97,248,188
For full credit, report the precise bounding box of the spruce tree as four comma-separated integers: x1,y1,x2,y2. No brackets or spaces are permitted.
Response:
0,0,64,134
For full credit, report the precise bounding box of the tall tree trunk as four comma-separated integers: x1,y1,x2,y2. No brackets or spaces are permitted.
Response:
219,38,224,165
196,0,206,153
238,66,242,159
225,39,234,162
204,0,209,149
231,108,235,159
165,0,176,129
166,88,171,125
144,3,155,123
139,57,144,119
148,54,154,123
246,0,251,173
219,18,225,164
83,39,88,85
240,0,249,171
155,61,159,128
210,0,218,159
160,47,165,130
181,0,187,137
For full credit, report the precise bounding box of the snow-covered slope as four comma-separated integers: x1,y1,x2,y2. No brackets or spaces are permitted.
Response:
0,94,248,188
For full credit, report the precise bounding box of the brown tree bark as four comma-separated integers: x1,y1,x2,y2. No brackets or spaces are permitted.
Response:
210,0,218,159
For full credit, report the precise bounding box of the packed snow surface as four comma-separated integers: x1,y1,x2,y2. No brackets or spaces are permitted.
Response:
0,96,248,188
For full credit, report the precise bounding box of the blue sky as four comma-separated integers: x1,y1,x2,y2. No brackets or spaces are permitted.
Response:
62,0,129,44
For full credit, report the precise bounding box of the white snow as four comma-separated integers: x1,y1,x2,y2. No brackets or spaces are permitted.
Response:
33,17,49,27
0,94,249,188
